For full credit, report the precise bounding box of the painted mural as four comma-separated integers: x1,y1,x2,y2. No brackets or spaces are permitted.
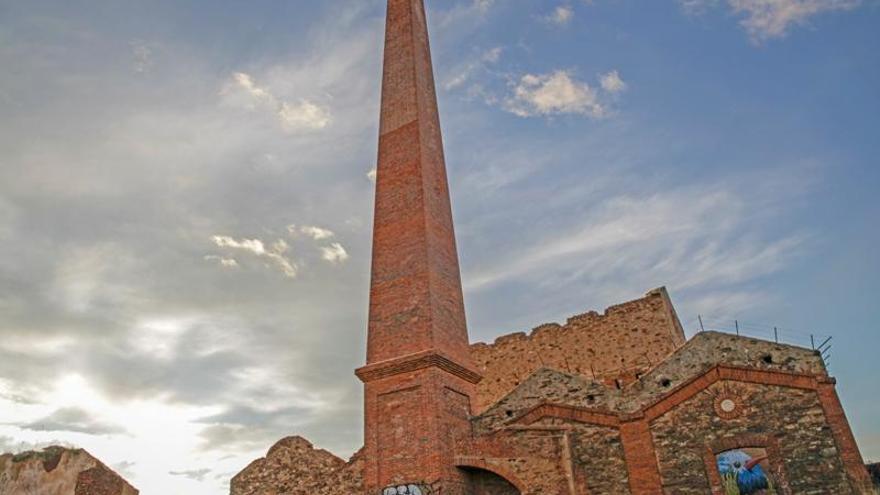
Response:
716,448,777,495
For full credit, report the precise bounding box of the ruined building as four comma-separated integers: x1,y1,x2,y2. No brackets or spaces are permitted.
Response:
0,447,138,495
231,0,874,493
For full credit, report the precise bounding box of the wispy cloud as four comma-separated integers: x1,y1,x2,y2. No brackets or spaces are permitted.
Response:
225,72,331,131
203,255,239,269
465,179,809,307
169,468,212,482
443,46,503,91
20,407,127,436
210,235,298,278
545,5,575,25
680,0,862,42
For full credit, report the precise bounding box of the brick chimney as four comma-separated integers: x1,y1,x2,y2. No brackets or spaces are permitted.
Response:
355,0,481,492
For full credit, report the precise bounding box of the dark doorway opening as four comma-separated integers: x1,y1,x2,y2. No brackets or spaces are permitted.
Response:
459,467,521,495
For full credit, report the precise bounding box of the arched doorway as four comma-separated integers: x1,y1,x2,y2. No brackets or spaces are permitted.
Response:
459,467,522,495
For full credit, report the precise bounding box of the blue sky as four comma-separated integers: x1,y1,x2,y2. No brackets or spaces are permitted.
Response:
0,0,878,493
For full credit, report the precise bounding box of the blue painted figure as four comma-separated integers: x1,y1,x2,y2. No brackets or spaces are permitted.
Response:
717,450,770,494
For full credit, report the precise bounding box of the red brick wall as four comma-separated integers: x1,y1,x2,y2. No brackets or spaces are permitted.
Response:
367,0,472,368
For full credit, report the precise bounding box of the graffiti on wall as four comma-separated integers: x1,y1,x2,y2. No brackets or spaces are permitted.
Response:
716,448,777,495
383,484,425,495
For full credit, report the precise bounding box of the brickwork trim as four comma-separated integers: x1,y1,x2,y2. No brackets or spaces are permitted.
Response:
452,456,528,492
620,419,663,495
356,350,482,384
816,383,874,492
642,364,823,422
513,403,621,428
493,365,827,429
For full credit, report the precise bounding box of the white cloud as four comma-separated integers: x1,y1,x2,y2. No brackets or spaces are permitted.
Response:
546,5,575,25
210,235,298,278
211,235,266,255
505,71,606,118
227,72,331,131
367,167,377,182
278,100,332,131
681,0,861,41
600,70,627,94
320,243,350,264
295,225,335,240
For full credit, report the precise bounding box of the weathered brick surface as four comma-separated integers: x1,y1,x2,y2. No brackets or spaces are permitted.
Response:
358,0,480,493
229,436,362,495
0,447,137,495
470,288,686,413
367,0,472,369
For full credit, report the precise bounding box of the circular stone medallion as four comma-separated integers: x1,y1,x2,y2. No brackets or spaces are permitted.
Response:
714,394,744,420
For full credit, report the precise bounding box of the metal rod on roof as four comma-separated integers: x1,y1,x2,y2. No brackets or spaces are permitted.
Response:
811,334,815,350
698,315,705,332
817,336,833,351
774,326,778,343
735,320,740,336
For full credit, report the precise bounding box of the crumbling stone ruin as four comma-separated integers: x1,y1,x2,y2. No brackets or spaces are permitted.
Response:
230,436,362,495
231,0,875,493
0,446,137,495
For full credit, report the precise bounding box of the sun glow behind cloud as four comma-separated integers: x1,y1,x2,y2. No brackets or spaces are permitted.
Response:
0,375,226,494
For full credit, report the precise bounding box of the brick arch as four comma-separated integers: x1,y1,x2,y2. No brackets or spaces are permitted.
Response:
454,457,527,493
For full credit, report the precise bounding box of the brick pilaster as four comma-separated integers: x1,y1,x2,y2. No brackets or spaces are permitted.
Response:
816,380,873,493
620,417,663,495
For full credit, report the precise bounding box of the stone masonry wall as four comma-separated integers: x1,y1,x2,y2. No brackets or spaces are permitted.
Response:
230,436,363,495
470,288,686,413
651,380,852,495
0,447,138,495
868,462,879,487
534,417,631,495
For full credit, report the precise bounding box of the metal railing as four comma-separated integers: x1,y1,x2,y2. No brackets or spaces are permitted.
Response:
691,315,832,368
